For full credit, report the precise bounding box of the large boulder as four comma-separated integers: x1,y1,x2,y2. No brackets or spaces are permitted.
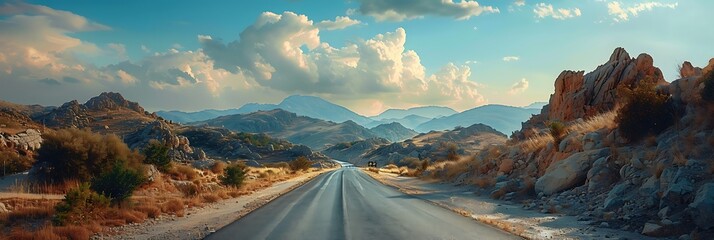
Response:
689,183,714,229
586,156,619,193
535,148,610,195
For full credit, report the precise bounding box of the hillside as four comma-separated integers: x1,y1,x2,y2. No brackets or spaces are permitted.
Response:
415,104,539,135
422,48,714,238
323,123,507,166
195,109,380,150
372,106,457,120
369,122,418,142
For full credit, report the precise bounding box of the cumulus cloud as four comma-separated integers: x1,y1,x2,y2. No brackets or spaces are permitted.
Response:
503,56,520,62
201,11,486,111
508,78,529,95
316,16,361,30
355,0,499,21
533,3,582,20
0,6,486,113
514,0,526,7
607,1,678,22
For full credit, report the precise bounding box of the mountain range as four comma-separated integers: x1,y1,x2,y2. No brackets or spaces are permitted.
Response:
158,95,544,136
193,109,416,150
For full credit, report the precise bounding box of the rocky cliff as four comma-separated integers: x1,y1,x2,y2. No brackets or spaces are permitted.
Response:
428,48,714,238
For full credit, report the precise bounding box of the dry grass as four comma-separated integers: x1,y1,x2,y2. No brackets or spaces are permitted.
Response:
568,110,618,133
210,161,226,174
8,224,94,240
8,179,81,194
202,193,221,203
161,199,185,217
134,204,161,219
470,175,496,188
167,164,199,181
520,134,554,153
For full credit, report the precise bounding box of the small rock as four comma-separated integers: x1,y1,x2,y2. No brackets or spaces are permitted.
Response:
600,222,610,228
641,222,665,237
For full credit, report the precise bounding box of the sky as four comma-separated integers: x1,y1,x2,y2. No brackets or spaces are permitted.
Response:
0,0,711,116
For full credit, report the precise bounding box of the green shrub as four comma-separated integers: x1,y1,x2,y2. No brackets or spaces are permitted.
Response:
91,163,145,205
288,156,312,171
548,121,567,146
702,70,714,102
142,139,171,172
616,77,674,142
35,128,144,183
53,183,110,226
221,163,246,187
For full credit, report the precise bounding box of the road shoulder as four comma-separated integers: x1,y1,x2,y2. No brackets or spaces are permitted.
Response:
105,168,336,240
363,170,654,240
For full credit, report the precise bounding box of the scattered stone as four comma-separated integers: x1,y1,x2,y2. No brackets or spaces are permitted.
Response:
689,182,714,229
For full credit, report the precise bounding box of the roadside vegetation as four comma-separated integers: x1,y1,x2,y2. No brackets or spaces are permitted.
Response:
0,128,329,238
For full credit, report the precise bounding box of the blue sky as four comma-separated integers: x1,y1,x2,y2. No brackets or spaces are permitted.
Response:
0,0,711,116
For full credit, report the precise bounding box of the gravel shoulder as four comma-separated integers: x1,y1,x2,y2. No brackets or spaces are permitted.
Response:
364,170,655,240
102,169,335,240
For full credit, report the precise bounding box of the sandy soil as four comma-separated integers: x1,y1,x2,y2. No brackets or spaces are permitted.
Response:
98,169,335,240
364,170,656,240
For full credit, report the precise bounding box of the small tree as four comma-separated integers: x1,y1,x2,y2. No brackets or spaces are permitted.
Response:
91,162,145,205
35,128,144,183
289,156,312,171
548,121,567,146
143,139,171,172
221,163,246,187
616,77,674,142
53,183,110,225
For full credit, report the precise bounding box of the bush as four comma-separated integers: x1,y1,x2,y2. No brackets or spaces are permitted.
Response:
91,163,145,205
702,70,714,102
168,164,198,181
264,162,289,169
616,78,674,142
142,140,171,172
220,163,246,187
548,121,567,146
53,183,110,225
288,156,312,171
35,128,144,183
0,150,34,177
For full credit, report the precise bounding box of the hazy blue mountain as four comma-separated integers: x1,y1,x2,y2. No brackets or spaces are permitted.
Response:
523,102,548,110
157,95,372,125
368,122,418,142
276,95,373,125
415,104,540,135
372,106,457,120
364,114,432,130
194,109,379,150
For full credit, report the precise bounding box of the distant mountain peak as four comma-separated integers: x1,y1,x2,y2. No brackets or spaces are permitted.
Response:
85,92,145,113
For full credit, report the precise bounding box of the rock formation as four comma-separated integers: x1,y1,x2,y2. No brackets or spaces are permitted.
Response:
85,92,145,113
36,100,91,128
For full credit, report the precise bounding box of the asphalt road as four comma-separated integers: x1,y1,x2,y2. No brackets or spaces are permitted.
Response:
207,163,519,240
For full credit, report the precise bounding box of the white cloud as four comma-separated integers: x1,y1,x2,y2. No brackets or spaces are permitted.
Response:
317,16,361,30
533,3,582,20
201,12,486,111
508,78,529,95
0,6,487,113
607,1,678,22
356,0,499,21
503,56,520,62
514,0,526,7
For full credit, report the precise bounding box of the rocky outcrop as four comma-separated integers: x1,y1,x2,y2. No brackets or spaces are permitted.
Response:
36,100,91,128
0,129,42,151
547,48,666,122
85,92,145,113
124,121,204,161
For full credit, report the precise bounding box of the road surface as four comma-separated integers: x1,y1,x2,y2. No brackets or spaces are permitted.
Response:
207,163,519,240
